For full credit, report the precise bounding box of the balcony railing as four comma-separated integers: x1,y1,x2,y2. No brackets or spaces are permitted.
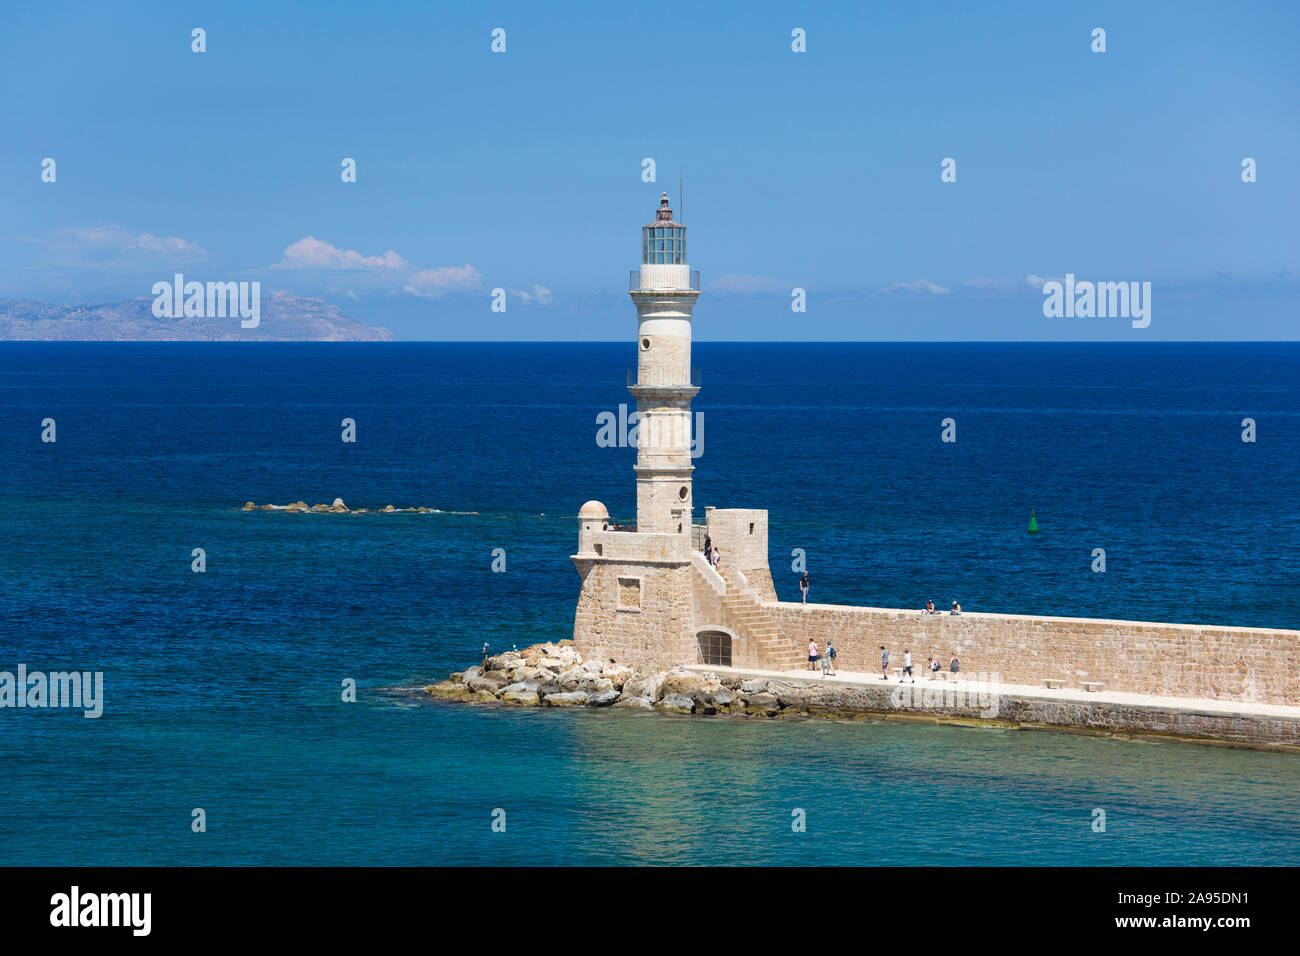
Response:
627,367,702,387
629,269,701,292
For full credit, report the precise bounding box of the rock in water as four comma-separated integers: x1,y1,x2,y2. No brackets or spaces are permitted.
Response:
543,691,589,707
427,681,472,700
499,688,540,706
613,696,654,710
655,693,695,714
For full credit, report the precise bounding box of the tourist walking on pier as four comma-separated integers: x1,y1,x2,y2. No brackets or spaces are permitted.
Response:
901,649,914,683
879,645,890,680
808,639,819,671
949,652,960,680
799,571,809,604
825,640,837,676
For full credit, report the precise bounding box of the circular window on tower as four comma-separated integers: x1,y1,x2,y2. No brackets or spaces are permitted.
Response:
641,338,650,350
678,486,688,500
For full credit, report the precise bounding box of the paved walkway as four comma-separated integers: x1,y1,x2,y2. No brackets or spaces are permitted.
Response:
684,663,1300,721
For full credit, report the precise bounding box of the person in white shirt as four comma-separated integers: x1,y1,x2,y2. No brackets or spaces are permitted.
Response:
901,649,915,683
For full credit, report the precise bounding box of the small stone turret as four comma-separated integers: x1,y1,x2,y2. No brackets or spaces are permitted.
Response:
577,500,609,554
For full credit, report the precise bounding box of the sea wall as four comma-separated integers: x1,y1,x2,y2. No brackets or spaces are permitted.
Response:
423,642,1300,751
764,603,1300,706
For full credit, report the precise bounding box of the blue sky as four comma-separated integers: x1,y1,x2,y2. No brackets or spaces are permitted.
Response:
1,0,1296,339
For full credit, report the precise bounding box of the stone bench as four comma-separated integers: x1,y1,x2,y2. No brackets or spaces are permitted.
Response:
1043,678,1065,689
1082,681,1104,693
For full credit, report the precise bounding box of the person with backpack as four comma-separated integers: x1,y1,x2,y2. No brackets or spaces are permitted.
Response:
825,640,837,676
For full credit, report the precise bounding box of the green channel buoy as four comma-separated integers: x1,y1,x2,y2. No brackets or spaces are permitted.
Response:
1028,510,1039,534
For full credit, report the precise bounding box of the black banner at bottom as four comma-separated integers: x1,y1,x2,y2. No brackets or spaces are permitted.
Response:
0,866,1268,941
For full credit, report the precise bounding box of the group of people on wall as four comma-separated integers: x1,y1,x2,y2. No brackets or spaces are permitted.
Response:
804,640,961,682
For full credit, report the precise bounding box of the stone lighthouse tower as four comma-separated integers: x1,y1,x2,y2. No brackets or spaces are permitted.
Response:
571,193,779,671
630,192,699,535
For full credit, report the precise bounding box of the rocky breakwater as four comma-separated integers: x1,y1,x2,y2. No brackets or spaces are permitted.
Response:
241,498,453,514
419,643,1300,749
423,641,901,719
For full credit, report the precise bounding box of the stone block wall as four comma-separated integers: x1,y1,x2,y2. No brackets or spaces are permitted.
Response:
572,558,697,669
764,602,1300,706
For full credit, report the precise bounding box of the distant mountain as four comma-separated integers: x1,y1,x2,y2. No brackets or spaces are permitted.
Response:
0,292,393,341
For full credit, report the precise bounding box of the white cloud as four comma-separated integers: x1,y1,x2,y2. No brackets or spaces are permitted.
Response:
47,225,207,261
269,237,483,300
880,279,950,295
509,284,552,305
403,264,483,299
1025,273,1062,290
273,236,407,271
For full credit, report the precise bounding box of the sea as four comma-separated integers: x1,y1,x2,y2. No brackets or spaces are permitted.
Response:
0,342,1297,866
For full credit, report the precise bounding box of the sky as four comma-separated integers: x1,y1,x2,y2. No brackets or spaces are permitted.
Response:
1,0,1296,340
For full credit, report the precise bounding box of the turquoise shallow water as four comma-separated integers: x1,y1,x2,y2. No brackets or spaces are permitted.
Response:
0,342,1297,865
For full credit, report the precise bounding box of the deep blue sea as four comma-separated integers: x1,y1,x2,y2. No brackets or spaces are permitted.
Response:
0,342,1297,865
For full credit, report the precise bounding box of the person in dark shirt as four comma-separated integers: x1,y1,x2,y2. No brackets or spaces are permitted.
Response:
799,571,809,604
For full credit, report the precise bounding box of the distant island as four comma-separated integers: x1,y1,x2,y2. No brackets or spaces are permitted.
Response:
0,292,392,341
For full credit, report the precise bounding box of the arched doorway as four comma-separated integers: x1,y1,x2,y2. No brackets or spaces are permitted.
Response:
697,629,732,667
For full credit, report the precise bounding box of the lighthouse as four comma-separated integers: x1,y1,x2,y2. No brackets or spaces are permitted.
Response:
572,194,778,671
629,192,699,535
